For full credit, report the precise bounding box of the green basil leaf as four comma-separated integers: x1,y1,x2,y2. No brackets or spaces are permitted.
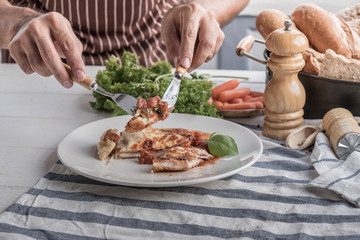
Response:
207,133,239,157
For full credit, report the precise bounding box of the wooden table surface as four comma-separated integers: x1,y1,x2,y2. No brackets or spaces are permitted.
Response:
0,63,266,213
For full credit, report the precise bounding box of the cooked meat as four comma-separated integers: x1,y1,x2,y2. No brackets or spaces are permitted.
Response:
152,146,213,172
125,96,171,132
97,129,120,160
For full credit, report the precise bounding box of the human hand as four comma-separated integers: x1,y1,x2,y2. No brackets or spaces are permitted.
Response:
161,2,224,72
8,12,85,88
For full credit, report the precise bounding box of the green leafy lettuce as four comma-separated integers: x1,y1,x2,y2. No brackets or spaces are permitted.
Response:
90,52,220,118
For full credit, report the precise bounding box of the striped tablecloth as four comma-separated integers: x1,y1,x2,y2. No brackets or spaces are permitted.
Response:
1,116,360,239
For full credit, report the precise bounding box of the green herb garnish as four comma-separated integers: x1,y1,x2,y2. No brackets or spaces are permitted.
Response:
90,52,220,117
207,133,239,157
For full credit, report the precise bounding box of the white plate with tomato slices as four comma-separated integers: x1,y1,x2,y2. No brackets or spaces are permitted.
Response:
57,113,263,187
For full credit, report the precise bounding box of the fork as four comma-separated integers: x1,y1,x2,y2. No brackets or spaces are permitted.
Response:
64,64,137,115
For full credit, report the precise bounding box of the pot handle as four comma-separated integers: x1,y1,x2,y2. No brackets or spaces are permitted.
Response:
235,35,267,65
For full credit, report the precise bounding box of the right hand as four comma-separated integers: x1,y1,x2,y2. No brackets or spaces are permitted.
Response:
8,12,85,88
161,2,225,72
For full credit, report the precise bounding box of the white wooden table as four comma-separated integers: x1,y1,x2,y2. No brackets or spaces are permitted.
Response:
0,63,266,213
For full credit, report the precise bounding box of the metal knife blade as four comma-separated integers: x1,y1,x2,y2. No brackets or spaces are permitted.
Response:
161,66,187,108
64,63,137,115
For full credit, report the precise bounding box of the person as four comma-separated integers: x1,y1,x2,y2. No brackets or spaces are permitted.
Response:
0,0,249,88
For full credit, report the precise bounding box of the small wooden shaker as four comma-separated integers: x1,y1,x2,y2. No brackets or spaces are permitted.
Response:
262,20,309,140
322,108,360,160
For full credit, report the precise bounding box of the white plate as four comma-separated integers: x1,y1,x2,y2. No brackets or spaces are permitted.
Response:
57,113,263,187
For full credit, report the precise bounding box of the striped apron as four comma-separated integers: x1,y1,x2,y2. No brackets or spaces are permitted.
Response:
1,0,179,66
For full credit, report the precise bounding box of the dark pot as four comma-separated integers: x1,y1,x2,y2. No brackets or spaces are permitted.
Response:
263,50,360,119
298,73,360,119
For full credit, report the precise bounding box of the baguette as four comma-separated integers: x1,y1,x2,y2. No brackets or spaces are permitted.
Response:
337,4,360,59
292,3,353,59
337,3,360,22
337,4,360,35
345,18,360,37
337,17,360,59
256,9,298,40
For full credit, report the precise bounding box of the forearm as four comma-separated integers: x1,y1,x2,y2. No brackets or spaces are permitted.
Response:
0,1,41,48
191,0,250,27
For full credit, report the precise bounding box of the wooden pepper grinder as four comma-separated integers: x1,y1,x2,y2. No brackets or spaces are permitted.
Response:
322,108,360,160
262,20,309,140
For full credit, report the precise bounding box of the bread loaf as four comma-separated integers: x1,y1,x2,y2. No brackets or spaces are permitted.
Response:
338,17,360,59
305,48,325,62
302,48,326,75
254,4,360,79
346,19,360,36
291,3,353,59
337,4,360,35
302,51,322,75
256,9,298,40
319,49,360,82
337,4,360,59
337,3,360,22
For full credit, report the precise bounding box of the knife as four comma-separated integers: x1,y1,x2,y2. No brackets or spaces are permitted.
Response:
161,66,188,108
64,63,137,115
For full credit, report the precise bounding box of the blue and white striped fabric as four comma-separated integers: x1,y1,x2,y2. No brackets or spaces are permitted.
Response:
310,132,360,207
1,120,360,239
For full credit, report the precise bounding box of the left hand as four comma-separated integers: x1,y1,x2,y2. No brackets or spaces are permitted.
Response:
161,2,224,72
